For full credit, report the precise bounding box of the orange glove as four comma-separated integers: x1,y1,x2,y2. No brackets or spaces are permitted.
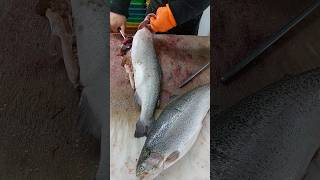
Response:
150,4,177,32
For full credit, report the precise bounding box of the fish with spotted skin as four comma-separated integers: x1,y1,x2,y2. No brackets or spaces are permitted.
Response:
131,27,162,138
136,84,210,179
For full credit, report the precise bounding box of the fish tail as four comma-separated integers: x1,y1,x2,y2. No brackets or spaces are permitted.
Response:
134,114,156,138
134,119,147,138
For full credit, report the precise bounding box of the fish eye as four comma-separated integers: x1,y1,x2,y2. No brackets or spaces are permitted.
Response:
139,166,144,171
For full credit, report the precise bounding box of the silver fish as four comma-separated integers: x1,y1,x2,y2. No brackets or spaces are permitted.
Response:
136,84,210,179
131,27,162,138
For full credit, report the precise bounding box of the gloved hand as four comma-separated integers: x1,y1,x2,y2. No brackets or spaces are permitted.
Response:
149,4,177,33
110,12,127,34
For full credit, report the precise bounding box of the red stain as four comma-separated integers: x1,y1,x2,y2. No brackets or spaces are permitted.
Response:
173,65,181,77
110,34,209,97
164,36,181,47
186,53,192,59
160,89,172,105
184,68,192,78
166,74,173,81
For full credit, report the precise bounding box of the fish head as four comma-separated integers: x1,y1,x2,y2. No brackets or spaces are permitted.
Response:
136,148,164,179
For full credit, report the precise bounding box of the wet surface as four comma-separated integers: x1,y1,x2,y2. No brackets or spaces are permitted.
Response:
111,34,210,111
110,33,210,179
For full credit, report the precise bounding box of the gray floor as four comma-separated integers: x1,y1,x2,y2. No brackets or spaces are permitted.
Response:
0,0,99,179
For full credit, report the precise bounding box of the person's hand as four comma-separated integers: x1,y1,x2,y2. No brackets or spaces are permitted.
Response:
138,13,156,32
148,4,177,33
110,12,126,34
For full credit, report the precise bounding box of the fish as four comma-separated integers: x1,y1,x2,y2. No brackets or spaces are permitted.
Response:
136,84,210,179
211,68,320,180
131,27,162,138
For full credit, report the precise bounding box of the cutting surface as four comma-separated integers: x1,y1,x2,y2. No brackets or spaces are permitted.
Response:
110,33,210,180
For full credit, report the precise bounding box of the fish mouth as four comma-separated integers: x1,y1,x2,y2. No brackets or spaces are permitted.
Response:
134,121,149,138
137,171,148,178
137,172,155,180
138,170,162,180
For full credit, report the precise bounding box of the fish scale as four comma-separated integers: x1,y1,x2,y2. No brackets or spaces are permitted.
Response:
131,27,162,138
137,84,210,179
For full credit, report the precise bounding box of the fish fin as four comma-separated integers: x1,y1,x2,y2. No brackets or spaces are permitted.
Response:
134,114,155,138
134,120,147,138
165,151,180,163
134,91,142,106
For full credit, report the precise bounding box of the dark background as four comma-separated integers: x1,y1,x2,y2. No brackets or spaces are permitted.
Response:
0,0,99,179
213,0,320,110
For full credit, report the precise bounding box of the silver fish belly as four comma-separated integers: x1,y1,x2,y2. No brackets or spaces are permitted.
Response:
131,28,162,138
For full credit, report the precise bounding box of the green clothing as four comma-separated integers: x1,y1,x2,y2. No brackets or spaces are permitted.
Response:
111,0,146,31
110,0,209,35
